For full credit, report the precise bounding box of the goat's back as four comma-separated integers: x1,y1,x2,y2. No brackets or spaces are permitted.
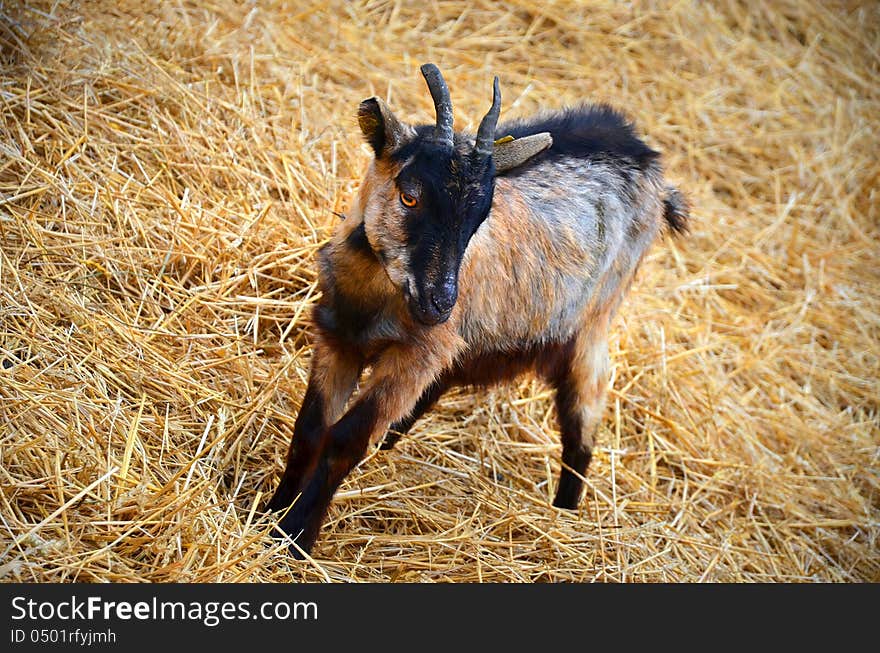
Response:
456,105,669,351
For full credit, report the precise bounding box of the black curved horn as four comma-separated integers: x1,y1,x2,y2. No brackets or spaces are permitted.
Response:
474,76,501,158
420,63,454,147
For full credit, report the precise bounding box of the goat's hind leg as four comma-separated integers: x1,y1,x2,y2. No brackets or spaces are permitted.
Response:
551,330,610,509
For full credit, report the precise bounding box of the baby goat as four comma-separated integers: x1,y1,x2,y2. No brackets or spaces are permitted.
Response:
267,64,688,556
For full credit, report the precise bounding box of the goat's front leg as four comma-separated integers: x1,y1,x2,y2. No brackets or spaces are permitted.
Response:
267,339,361,514
379,377,449,450
276,342,455,557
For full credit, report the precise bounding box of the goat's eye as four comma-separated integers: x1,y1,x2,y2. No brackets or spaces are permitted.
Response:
399,192,418,208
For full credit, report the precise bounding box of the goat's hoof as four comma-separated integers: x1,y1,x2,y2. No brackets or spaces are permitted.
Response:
551,495,580,511
274,513,318,559
379,433,402,450
268,494,322,559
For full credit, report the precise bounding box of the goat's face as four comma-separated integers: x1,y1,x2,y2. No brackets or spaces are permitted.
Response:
359,136,495,325
354,65,552,326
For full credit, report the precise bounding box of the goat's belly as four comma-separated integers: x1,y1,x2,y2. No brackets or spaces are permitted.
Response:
446,339,574,388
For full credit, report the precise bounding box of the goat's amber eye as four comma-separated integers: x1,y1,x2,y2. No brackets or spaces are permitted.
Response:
399,192,417,208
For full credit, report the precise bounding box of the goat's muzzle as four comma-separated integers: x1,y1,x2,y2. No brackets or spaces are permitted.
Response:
405,275,457,326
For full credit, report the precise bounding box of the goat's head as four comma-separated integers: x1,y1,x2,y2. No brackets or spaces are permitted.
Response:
355,64,551,326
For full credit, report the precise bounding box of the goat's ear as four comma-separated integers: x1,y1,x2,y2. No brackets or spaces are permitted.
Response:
493,132,553,174
358,97,413,158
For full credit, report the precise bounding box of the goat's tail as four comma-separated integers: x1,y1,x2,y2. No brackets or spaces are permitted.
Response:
662,185,690,236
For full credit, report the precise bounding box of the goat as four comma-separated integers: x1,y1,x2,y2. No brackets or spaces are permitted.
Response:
266,63,688,557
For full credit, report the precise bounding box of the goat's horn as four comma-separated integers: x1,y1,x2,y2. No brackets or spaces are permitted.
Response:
474,76,501,158
420,63,454,147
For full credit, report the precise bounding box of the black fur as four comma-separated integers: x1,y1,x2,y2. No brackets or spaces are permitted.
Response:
662,186,690,235
266,381,326,515
344,221,374,255
498,104,660,175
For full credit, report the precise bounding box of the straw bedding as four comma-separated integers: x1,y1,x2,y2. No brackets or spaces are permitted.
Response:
0,0,877,582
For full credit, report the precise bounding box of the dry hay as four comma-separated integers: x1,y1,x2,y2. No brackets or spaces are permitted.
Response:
0,0,877,583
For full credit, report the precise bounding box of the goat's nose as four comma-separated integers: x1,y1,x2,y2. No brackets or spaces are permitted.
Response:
430,277,457,314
